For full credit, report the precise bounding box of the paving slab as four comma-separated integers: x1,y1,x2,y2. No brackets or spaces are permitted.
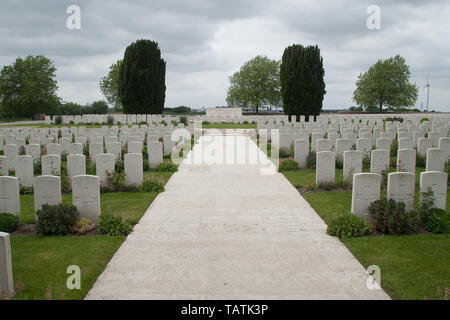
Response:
86,130,390,300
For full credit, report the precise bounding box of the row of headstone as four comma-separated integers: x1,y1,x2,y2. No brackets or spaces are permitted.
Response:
0,142,165,187
351,171,447,218
0,175,101,223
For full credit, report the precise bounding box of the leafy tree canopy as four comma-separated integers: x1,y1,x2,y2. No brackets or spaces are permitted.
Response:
99,59,122,111
353,55,418,113
226,55,281,113
0,55,60,118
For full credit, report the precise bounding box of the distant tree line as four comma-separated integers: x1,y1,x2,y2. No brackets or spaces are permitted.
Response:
54,100,109,115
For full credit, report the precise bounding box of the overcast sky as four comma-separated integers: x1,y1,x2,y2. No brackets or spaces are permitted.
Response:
1,0,449,111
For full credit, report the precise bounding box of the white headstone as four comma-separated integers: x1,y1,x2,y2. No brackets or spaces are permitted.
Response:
89,143,104,159
417,138,433,157
33,175,62,216
294,139,309,168
316,151,335,186
70,143,83,155
370,149,389,174
397,149,416,174
127,141,143,154
439,137,450,161
316,139,332,152
41,154,61,176
343,150,363,183
96,153,115,186
46,143,61,156
376,138,391,150
25,144,41,160
0,232,14,297
426,148,446,172
351,173,381,218
336,139,352,156
419,171,447,210
0,156,7,176
72,175,101,222
0,176,20,216
4,144,18,171
148,141,163,169
387,172,415,211
67,154,86,186
106,142,121,160
15,155,33,187
124,153,143,187
356,138,371,154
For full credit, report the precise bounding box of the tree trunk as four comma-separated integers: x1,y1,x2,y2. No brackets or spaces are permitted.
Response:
313,115,317,122
296,114,300,122
305,115,309,122
379,103,383,113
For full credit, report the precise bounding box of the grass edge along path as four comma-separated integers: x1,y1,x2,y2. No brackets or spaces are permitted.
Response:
7,172,175,300
281,170,450,300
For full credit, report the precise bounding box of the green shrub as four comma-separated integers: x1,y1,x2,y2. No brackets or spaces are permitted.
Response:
243,120,249,124
420,208,450,234
105,170,125,192
418,190,450,234
389,156,397,169
20,186,33,195
335,154,343,169
97,214,132,236
420,117,430,123
368,199,419,235
86,161,96,174
327,214,372,239
0,213,20,233
416,154,426,168
33,158,42,175
279,159,298,172
202,121,210,125
138,176,165,193
179,116,187,125
107,115,114,125
61,174,70,193
362,155,371,170
279,148,291,158
73,218,96,235
35,204,79,235
54,116,62,125
307,152,316,169
390,140,398,157
115,160,124,173
143,159,149,171
154,160,178,172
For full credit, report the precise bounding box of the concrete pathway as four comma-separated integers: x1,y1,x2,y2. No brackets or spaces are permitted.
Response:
86,130,390,299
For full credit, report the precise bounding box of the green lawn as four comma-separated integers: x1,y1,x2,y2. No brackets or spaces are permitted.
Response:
10,236,124,300
8,171,174,300
343,235,450,300
19,171,171,224
282,168,450,300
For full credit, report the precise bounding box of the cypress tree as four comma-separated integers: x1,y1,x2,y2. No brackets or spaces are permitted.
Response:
119,39,166,114
280,44,326,122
